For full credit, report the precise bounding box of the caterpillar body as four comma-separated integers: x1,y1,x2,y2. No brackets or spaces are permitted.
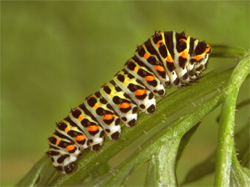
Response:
46,31,212,174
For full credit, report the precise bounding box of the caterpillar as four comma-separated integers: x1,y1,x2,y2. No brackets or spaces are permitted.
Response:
46,31,212,174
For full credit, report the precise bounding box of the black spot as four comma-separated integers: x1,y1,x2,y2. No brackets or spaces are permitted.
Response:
64,162,77,174
137,46,146,57
81,119,90,127
96,108,105,116
177,40,186,52
128,119,136,127
89,129,99,136
173,78,180,85
100,97,107,104
100,130,105,137
165,81,171,87
115,86,122,92
195,41,207,55
158,90,165,96
111,131,120,140
57,154,70,164
167,62,175,72
105,129,110,133
127,61,136,70
92,144,101,151
122,117,127,121
103,85,111,94
179,57,187,69
72,109,82,118
95,92,101,98
182,72,188,80
132,106,138,113
147,104,156,114
115,118,121,125
127,73,134,79
149,92,154,99
113,96,121,104
105,104,112,111
147,56,156,65
87,97,97,107
140,104,145,109
117,74,125,82
159,43,167,58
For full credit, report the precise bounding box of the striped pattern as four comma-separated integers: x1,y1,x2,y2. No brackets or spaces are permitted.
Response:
46,31,212,174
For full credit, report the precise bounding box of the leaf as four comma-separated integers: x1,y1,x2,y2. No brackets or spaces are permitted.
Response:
181,123,249,185
214,55,250,186
230,148,250,186
80,92,223,187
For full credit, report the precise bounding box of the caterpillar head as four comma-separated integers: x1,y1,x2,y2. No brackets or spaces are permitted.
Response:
191,40,212,78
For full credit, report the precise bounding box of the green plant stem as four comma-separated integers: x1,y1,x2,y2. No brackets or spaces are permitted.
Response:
210,45,248,58
214,55,250,186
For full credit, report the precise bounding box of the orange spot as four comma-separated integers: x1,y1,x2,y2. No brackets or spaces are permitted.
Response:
155,65,165,72
120,102,130,109
195,55,203,61
89,95,93,97
180,51,188,59
179,38,186,42
135,89,146,96
65,127,70,133
156,40,163,47
88,125,99,131
66,144,75,151
78,114,84,121
167,55,174,63
144,53,150,59
56,140,60,145
145,76,155,81
75,135,85,141
103,114,113,120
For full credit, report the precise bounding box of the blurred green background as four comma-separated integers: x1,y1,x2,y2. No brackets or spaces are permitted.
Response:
2,1,249,186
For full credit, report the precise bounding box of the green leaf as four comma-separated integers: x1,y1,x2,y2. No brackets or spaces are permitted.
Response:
81,92,223,186
181,122,249,185
214,55,250,186
230,148,250,186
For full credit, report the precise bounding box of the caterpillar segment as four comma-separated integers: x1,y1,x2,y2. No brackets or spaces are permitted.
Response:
135,37,171,88
113,69,156,114
99,80,138,127
47,31,212,174
124,58,166,97
68,106,105,152
84,92,122,141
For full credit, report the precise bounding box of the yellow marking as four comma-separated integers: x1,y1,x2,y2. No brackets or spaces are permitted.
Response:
78,114,84,121
65,127,70,133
